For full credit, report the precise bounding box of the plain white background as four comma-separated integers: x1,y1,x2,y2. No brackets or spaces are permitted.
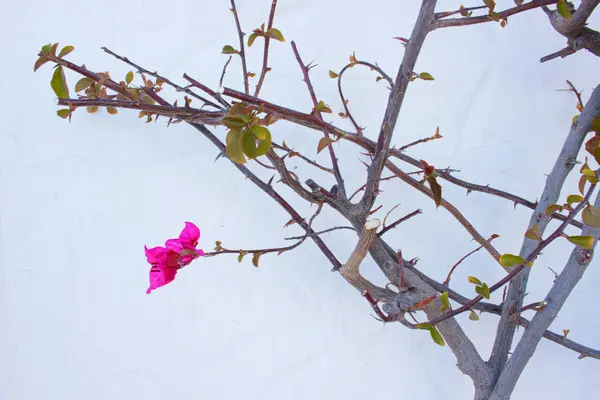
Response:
1,0,599,398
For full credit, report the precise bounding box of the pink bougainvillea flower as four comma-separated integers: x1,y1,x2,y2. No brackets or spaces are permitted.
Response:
144,222,205,294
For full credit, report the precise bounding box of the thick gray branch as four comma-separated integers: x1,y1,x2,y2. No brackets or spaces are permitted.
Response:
489,190,600,400
488,85,600,386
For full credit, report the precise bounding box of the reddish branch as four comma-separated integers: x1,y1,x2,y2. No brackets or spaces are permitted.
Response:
378,209,422,237
443,234,500,285
230,0,250,94
272,142,334,174
254,0,278,97
291,41,346,193
434,0,559,29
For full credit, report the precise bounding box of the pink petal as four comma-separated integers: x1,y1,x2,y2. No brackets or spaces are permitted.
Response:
146,265,178,294
165,238,183,252
144,246,168,265
179,222,200,247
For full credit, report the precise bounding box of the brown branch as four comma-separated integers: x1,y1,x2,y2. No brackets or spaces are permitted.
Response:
284,225,354,240
434,5,487,19
272,142,334,174
253,0,278,97
230,0,250,94
426,179,596,327
443,234,500,285
219,56,233,88
291,41,345,194
182,73,230,108
101,47,224,110
434,0,559,29
397,128,442,151
540,45,577,63
336,59,394,135
378,209,422,237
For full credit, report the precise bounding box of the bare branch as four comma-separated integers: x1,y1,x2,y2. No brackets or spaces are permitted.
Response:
443,234,499,285
229,0,250,94
254,0,278,97
378,209,422,237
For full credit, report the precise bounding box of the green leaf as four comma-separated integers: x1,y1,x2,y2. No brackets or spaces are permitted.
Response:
75,78,93,92
41,43,52,57
237,251,247,263
222,45,237,54
524,224,541,241
499,254,525,267
58,45,74,58
126,71,134,85
50,43,59,56
56,109,71,119
427,176,442,208
252,252,263,267
266,28,285,42
582,168,599,184
429,327,446,346
87,106,98,113
251,125,269,140
567,235,595,250
33,56,49,72
440,291,449,313
567,194,585,205
415,323,433,330
317,137,335,154
255,126,272,157
247,33,259,47
225,129,247,164
314,100,332,114
419,72,435,81
106,106,118,115
592,116,600,135
557,0,572,19
467,276,482,286
223,116,249,129
582,205,600,228
545,204,563,216
50,66,69,99
475,283,490,299
469,310,479,321
241,128,258,159
329,70,339,79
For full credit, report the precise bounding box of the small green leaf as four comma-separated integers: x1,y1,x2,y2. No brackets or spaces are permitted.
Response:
475,283,490,299
329,70,339,79
266,28,285,42
430,327,446,346
241,128,258,159
557,0,572,19
499,254,525,267
50,66,70,99
126,71,134,85
75,78,93,92
255,127,272,157
469,310,479,321
317,137,335,154
225,129,247,164
252,252,263,267
567,235,595,250
314,100,332,114
582,168,599,183
545,204,564,216
248,33,259,47
87,106,98,113
415,323,433,330
222,45,237,54
223,116,249,129
582,205,600,228
524,224,542,241
467,276,482,286
238,251,247,263
41,43,52,57
567,194,585,205
106,106,118,115
50,43,59,56
58,45,74,58
440,291,449,313
427,176,442,208
419,72,434,81
251,125,269,140
33,56,49,72
215,241,223,251
56,109,71,119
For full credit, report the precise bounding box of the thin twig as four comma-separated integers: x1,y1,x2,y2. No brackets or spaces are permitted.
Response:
254,0,278,97
378,209,422,237
183,74,231,108
272,142,334,174
230,0,250,94
101,47,224,110
284,225,354,240
443,234,499,285
219,56,233,88
291,41,346,194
